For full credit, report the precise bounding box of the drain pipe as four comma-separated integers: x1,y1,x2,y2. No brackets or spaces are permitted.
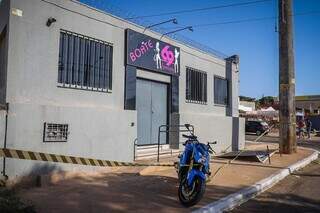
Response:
1,103,9,180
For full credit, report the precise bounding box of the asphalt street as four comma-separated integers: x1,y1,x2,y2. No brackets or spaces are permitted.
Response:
231,135,320,213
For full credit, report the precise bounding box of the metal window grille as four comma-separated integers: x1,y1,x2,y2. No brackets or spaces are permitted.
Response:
214,76,229,105
186,67,207,104
43,123,69,142
58,30,113,92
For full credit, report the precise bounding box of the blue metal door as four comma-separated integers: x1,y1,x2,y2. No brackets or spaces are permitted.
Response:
137,79,167,145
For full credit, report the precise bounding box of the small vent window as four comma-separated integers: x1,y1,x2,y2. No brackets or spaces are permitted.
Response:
43,123,69,142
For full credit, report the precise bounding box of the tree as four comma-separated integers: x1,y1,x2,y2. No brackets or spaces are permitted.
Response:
256,96,276,109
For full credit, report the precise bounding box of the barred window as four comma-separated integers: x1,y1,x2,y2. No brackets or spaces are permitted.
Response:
58,30,113,92
186,67,207,104
214,76,228,105
43,123,69,142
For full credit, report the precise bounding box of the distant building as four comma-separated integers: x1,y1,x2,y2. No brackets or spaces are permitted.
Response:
239,100,256,111
239,96,256,113
296,95,320,115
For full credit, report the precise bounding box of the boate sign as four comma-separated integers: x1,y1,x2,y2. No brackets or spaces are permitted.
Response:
126,29,180,76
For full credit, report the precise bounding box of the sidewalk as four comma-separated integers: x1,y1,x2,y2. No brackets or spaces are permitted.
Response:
18,143,317,213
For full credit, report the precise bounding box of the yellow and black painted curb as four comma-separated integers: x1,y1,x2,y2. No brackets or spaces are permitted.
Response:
0,148,174,167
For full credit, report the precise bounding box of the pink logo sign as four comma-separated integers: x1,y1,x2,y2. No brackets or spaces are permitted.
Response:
161,45,174,66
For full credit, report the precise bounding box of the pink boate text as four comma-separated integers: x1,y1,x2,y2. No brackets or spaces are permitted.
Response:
129,40,153,62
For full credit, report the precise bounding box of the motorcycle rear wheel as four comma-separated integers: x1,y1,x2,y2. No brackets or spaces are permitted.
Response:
178,176,206,207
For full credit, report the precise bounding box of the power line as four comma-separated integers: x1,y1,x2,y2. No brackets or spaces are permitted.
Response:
126,0,272,19
195,10,320,28
194,16,275,28
160,11,320,30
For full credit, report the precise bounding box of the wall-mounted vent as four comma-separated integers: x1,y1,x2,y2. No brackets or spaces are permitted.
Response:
43,123,69,142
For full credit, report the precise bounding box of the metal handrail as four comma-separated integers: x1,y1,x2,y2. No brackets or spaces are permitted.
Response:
133,138,138,161
157,124,194,162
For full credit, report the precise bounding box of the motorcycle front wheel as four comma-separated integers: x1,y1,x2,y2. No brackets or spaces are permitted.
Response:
178,176,206,207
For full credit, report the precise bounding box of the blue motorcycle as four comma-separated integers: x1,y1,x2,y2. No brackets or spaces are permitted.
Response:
176,124,216,207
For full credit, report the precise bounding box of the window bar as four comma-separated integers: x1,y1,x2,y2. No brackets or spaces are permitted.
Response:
199,71,202,103
108,46,113,91
193,70,195,102
100,44,105,90
58,32,64,84
191,70,194,102
84,38,89,88
201,73,204,103
90,40,95,89
94,42,99,90
196,71,200,102
79,37,84,87
73,36,79,87
186,69,189,100
68,33,74,85
194,70,196,102
62,33,68,86
100,43,104,90
205,73,207,102
187,69,191,100
104,45,109,90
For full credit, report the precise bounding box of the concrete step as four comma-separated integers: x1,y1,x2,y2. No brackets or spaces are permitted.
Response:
135,151,181,160
134,144,182,160
136,145,175,155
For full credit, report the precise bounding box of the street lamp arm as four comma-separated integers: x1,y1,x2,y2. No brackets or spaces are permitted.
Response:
160,26,193,39
143,18,178,33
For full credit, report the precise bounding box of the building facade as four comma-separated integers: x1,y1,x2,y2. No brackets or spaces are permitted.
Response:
296,95,320,115
0,0,244,178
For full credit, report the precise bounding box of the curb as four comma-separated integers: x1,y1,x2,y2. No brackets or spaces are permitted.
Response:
194,149,319,213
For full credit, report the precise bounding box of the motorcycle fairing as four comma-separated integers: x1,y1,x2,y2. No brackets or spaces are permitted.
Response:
187,168,206,186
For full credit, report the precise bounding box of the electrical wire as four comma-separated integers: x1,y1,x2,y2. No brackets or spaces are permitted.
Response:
194,10,320,28
126,0,272,19
160,11,320,30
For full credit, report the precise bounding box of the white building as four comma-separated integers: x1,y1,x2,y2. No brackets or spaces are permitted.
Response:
0,0,244,178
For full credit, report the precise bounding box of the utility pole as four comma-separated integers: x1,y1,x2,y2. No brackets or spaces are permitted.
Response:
279,0,296,154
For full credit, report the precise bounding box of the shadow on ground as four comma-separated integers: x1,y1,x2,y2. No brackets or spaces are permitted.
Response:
18,170,243,213
19,167,320,213
14,139,320,213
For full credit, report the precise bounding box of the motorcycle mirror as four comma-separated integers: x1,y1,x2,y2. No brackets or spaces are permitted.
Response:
185,124,190,129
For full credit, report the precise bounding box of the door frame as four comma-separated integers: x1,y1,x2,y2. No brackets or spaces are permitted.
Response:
136,77,170,146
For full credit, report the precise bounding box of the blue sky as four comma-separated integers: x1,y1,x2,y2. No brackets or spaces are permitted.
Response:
80,0,320,98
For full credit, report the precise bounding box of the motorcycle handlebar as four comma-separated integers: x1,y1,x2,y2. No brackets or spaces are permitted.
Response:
208,141,217,145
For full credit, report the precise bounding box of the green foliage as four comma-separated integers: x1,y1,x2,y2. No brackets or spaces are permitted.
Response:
239,95,255,102
256,96,276,109
0,188,36,213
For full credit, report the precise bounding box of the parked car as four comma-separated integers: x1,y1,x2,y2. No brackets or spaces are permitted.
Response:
245,120,269,136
